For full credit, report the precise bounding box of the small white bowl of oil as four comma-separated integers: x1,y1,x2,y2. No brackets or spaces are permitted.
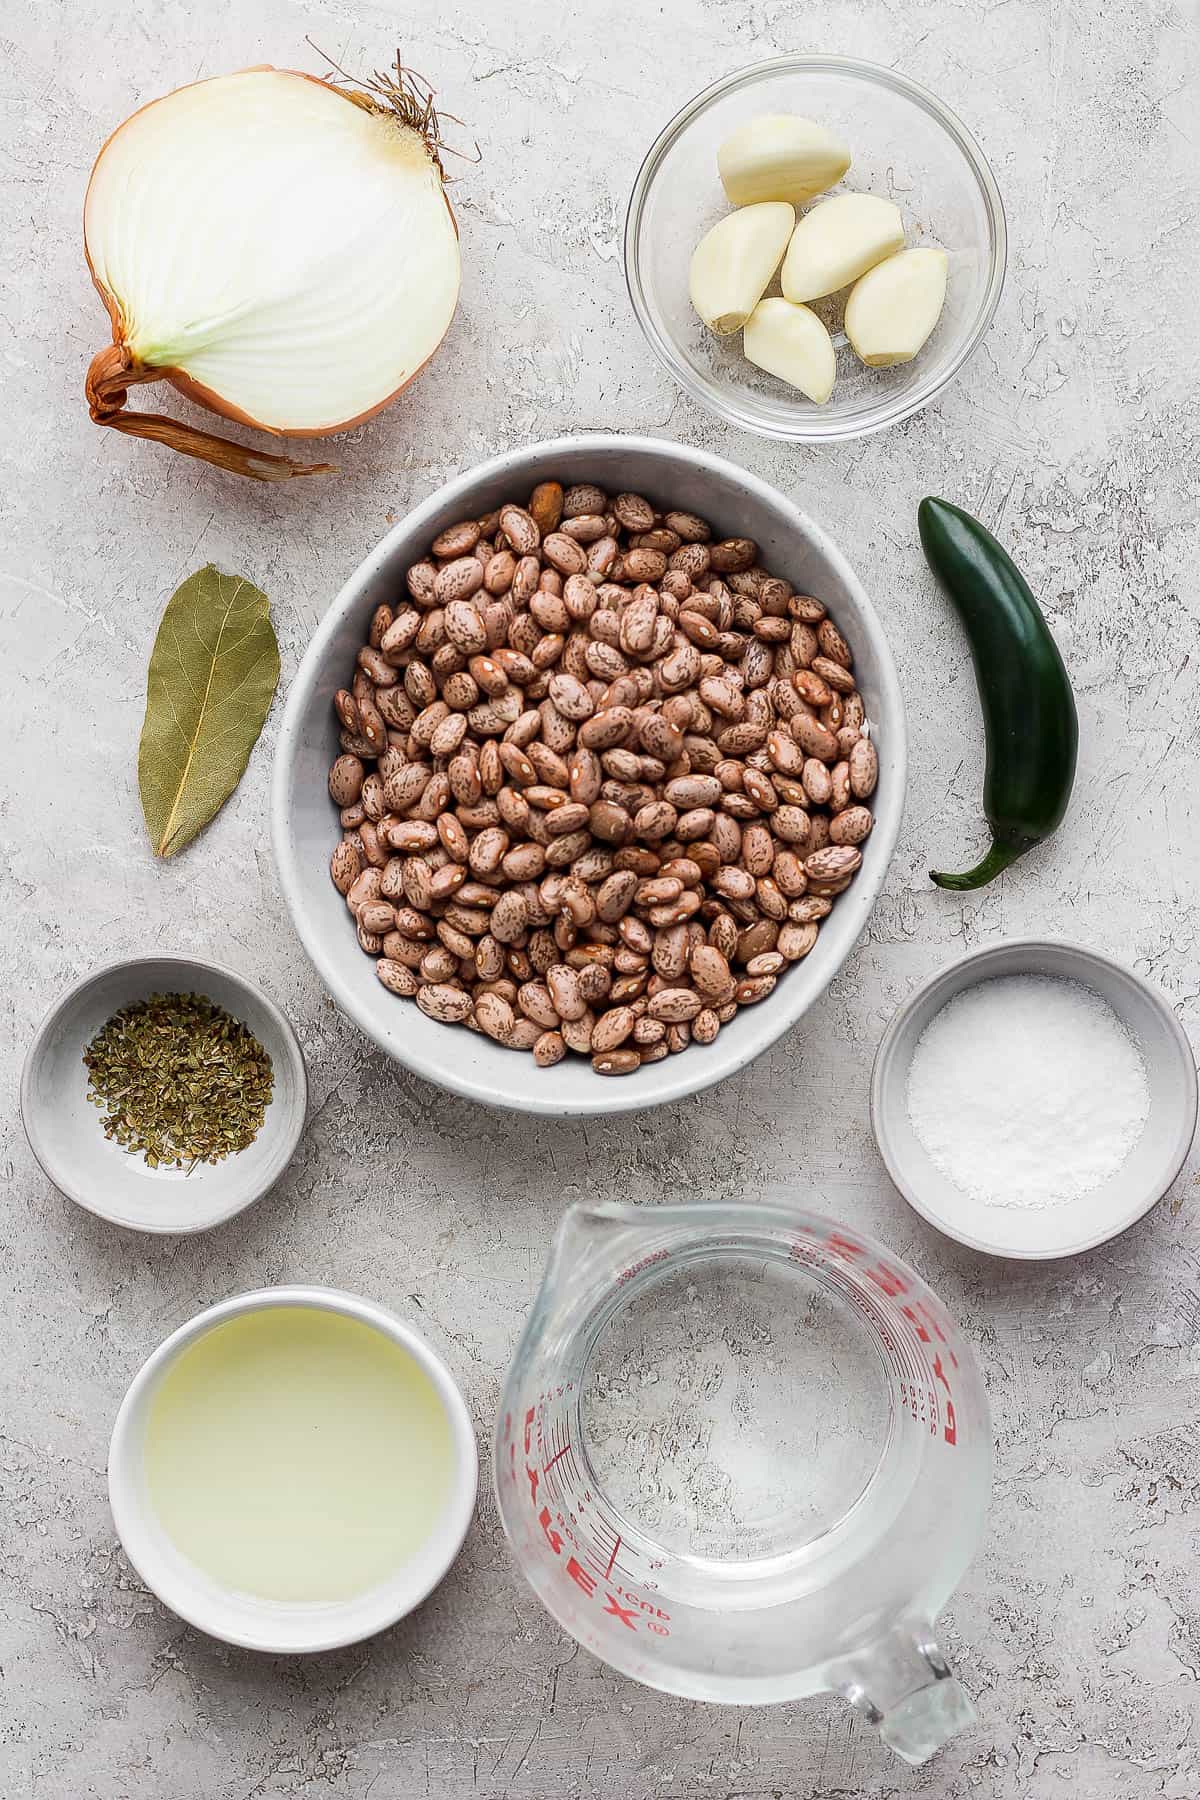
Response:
108,1287,478,1651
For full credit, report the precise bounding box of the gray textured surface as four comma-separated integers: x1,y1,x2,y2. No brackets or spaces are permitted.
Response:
3,2,1199,1796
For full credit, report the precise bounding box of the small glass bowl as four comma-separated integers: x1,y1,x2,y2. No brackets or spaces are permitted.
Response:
624,55,1007,442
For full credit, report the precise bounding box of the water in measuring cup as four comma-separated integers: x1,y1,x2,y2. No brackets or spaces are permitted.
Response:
580,1250,891,1563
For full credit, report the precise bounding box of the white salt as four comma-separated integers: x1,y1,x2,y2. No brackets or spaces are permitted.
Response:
905,975,1150,1210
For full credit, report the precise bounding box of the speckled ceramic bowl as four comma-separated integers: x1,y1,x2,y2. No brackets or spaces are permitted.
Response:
871,940,1197,1258
271,433,907,1117
20,956,308,1234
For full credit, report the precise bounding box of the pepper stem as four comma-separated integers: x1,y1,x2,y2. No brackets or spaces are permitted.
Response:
929,842,1021,890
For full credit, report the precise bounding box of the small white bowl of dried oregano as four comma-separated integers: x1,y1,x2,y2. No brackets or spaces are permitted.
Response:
20,955,308,1234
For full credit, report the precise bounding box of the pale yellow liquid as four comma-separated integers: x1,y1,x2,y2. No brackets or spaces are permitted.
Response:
144,1306,455,1603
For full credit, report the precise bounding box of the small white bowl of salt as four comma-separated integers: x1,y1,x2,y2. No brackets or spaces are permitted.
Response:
871,940,1197,1258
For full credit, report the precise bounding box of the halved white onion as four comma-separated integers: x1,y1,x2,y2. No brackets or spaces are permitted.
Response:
84,65,462,479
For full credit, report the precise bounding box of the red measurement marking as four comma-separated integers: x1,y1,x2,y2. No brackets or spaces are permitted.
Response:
615,1247,670,1285
793,1233,963,1448
566,1555,596,1597
603,1592,638,1630
543,1442,572,1473
604,1535,621,1580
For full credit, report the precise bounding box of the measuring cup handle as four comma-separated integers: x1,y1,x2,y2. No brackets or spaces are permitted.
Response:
831,1622,976,1766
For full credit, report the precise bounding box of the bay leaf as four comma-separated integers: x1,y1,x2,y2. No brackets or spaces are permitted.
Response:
138,564,280,858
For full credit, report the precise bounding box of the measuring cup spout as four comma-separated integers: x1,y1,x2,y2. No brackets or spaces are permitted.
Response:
831,1623,976,1766
532,1200,642,1323
543,1199,682,1288
543,1199,631,1278
534,1200,725,1342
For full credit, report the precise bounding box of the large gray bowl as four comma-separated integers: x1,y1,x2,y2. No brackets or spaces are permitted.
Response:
271,434,906,1116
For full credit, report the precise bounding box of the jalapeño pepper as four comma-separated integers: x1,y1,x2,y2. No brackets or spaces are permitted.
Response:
918,496,1078,890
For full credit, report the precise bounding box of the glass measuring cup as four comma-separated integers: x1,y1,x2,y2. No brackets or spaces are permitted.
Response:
495,1200,991,1765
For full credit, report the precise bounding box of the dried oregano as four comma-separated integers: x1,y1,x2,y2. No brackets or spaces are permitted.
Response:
83,993,273,1168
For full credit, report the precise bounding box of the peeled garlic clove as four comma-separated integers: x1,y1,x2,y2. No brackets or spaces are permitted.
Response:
844,247,949,366
743,297,836,404
718,114,851,207
781,193,905,303
689,202,796,335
